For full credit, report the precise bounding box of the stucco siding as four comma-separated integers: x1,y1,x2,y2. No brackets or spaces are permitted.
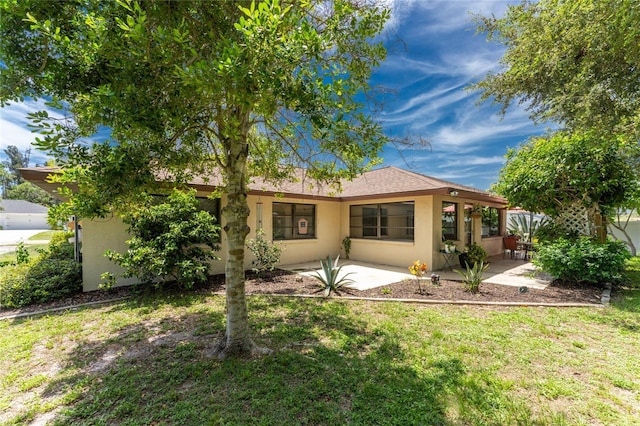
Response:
81,217,138,291
343,196,433,270
247,195,342,266
78,192,507,292
80,194,343,291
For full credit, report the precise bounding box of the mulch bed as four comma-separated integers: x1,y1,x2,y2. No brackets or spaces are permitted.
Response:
233,270,604,305
1,269,605,319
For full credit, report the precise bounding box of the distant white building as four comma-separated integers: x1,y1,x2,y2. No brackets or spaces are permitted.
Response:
0,199,50,230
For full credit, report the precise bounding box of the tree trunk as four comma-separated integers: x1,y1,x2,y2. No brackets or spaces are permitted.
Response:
608,222,637,256
213,114,270,359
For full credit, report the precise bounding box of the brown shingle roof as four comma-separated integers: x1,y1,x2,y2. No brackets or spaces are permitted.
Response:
20,166,505,204
338,167,490,198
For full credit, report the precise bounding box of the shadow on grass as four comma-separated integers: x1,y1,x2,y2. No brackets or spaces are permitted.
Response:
23,296,532,425
605,288,640,334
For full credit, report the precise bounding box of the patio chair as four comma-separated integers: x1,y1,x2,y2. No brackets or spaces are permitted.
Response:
503,236,523,260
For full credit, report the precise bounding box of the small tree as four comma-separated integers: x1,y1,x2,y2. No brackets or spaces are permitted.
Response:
493,132,639,221
246,229,283,276
1,145,29,192
105,189,220,289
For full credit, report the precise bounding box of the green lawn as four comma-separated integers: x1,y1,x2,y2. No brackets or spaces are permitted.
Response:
1,287,639,425
0,231,63,263
624,256,640,288
0,244,49,263
28,230,63,241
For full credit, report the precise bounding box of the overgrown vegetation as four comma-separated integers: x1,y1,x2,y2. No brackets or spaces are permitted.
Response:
246,229,284,275
0,232,81,309
492,132,639,219
534,238,631,285
104,189,220,289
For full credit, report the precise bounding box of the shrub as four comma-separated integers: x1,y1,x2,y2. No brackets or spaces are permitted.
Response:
47,231,75,259
342,236,351,259
454,261,489,293
105,189,220,289
465,243,487,266
15,242,30,264
0,238,82,309
246,229,284,275
534,237,630,285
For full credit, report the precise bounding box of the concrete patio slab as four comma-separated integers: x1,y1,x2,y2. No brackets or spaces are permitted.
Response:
434,256,551,290
280,260,414,291
281,255,552,292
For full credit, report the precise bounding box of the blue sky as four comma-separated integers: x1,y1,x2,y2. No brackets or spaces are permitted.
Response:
0,0,548,191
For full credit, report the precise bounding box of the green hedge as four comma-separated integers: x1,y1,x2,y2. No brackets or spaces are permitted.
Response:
534,237,630,285
0,236,82,309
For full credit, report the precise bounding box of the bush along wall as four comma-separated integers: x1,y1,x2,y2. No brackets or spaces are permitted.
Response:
534,237,630,286
0,232,82,309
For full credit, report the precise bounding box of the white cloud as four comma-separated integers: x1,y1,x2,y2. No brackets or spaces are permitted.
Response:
391,0,509,38
382,0,417,32
0,100,65,165
440,155,505,168
430,114,535,149
382,81,467,121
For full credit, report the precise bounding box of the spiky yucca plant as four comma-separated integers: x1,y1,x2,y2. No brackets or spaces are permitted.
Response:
312,255,355,297
454,261,489,293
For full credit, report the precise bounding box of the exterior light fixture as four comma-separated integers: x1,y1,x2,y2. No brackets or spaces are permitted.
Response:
449,190,459,197
431,273,440,285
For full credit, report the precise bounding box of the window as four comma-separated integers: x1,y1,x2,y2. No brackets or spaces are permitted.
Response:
197,197,221,242
198,197,220,217
272,202,316,240
349,202,414,241
482,207,500,237
442,202,458,241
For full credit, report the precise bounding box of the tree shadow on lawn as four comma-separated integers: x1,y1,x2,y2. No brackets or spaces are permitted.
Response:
601,288,640,333
31,297,535,425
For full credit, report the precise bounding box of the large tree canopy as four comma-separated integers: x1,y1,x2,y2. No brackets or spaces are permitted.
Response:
472,0,640,138
1,0,390,357
492,132,639,217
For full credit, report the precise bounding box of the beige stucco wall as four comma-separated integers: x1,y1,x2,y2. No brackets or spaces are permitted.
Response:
80,193,343,291
80,192,507,291
81,216,139,291
341,196,434,270
430,195,506,269
246,194,342,266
